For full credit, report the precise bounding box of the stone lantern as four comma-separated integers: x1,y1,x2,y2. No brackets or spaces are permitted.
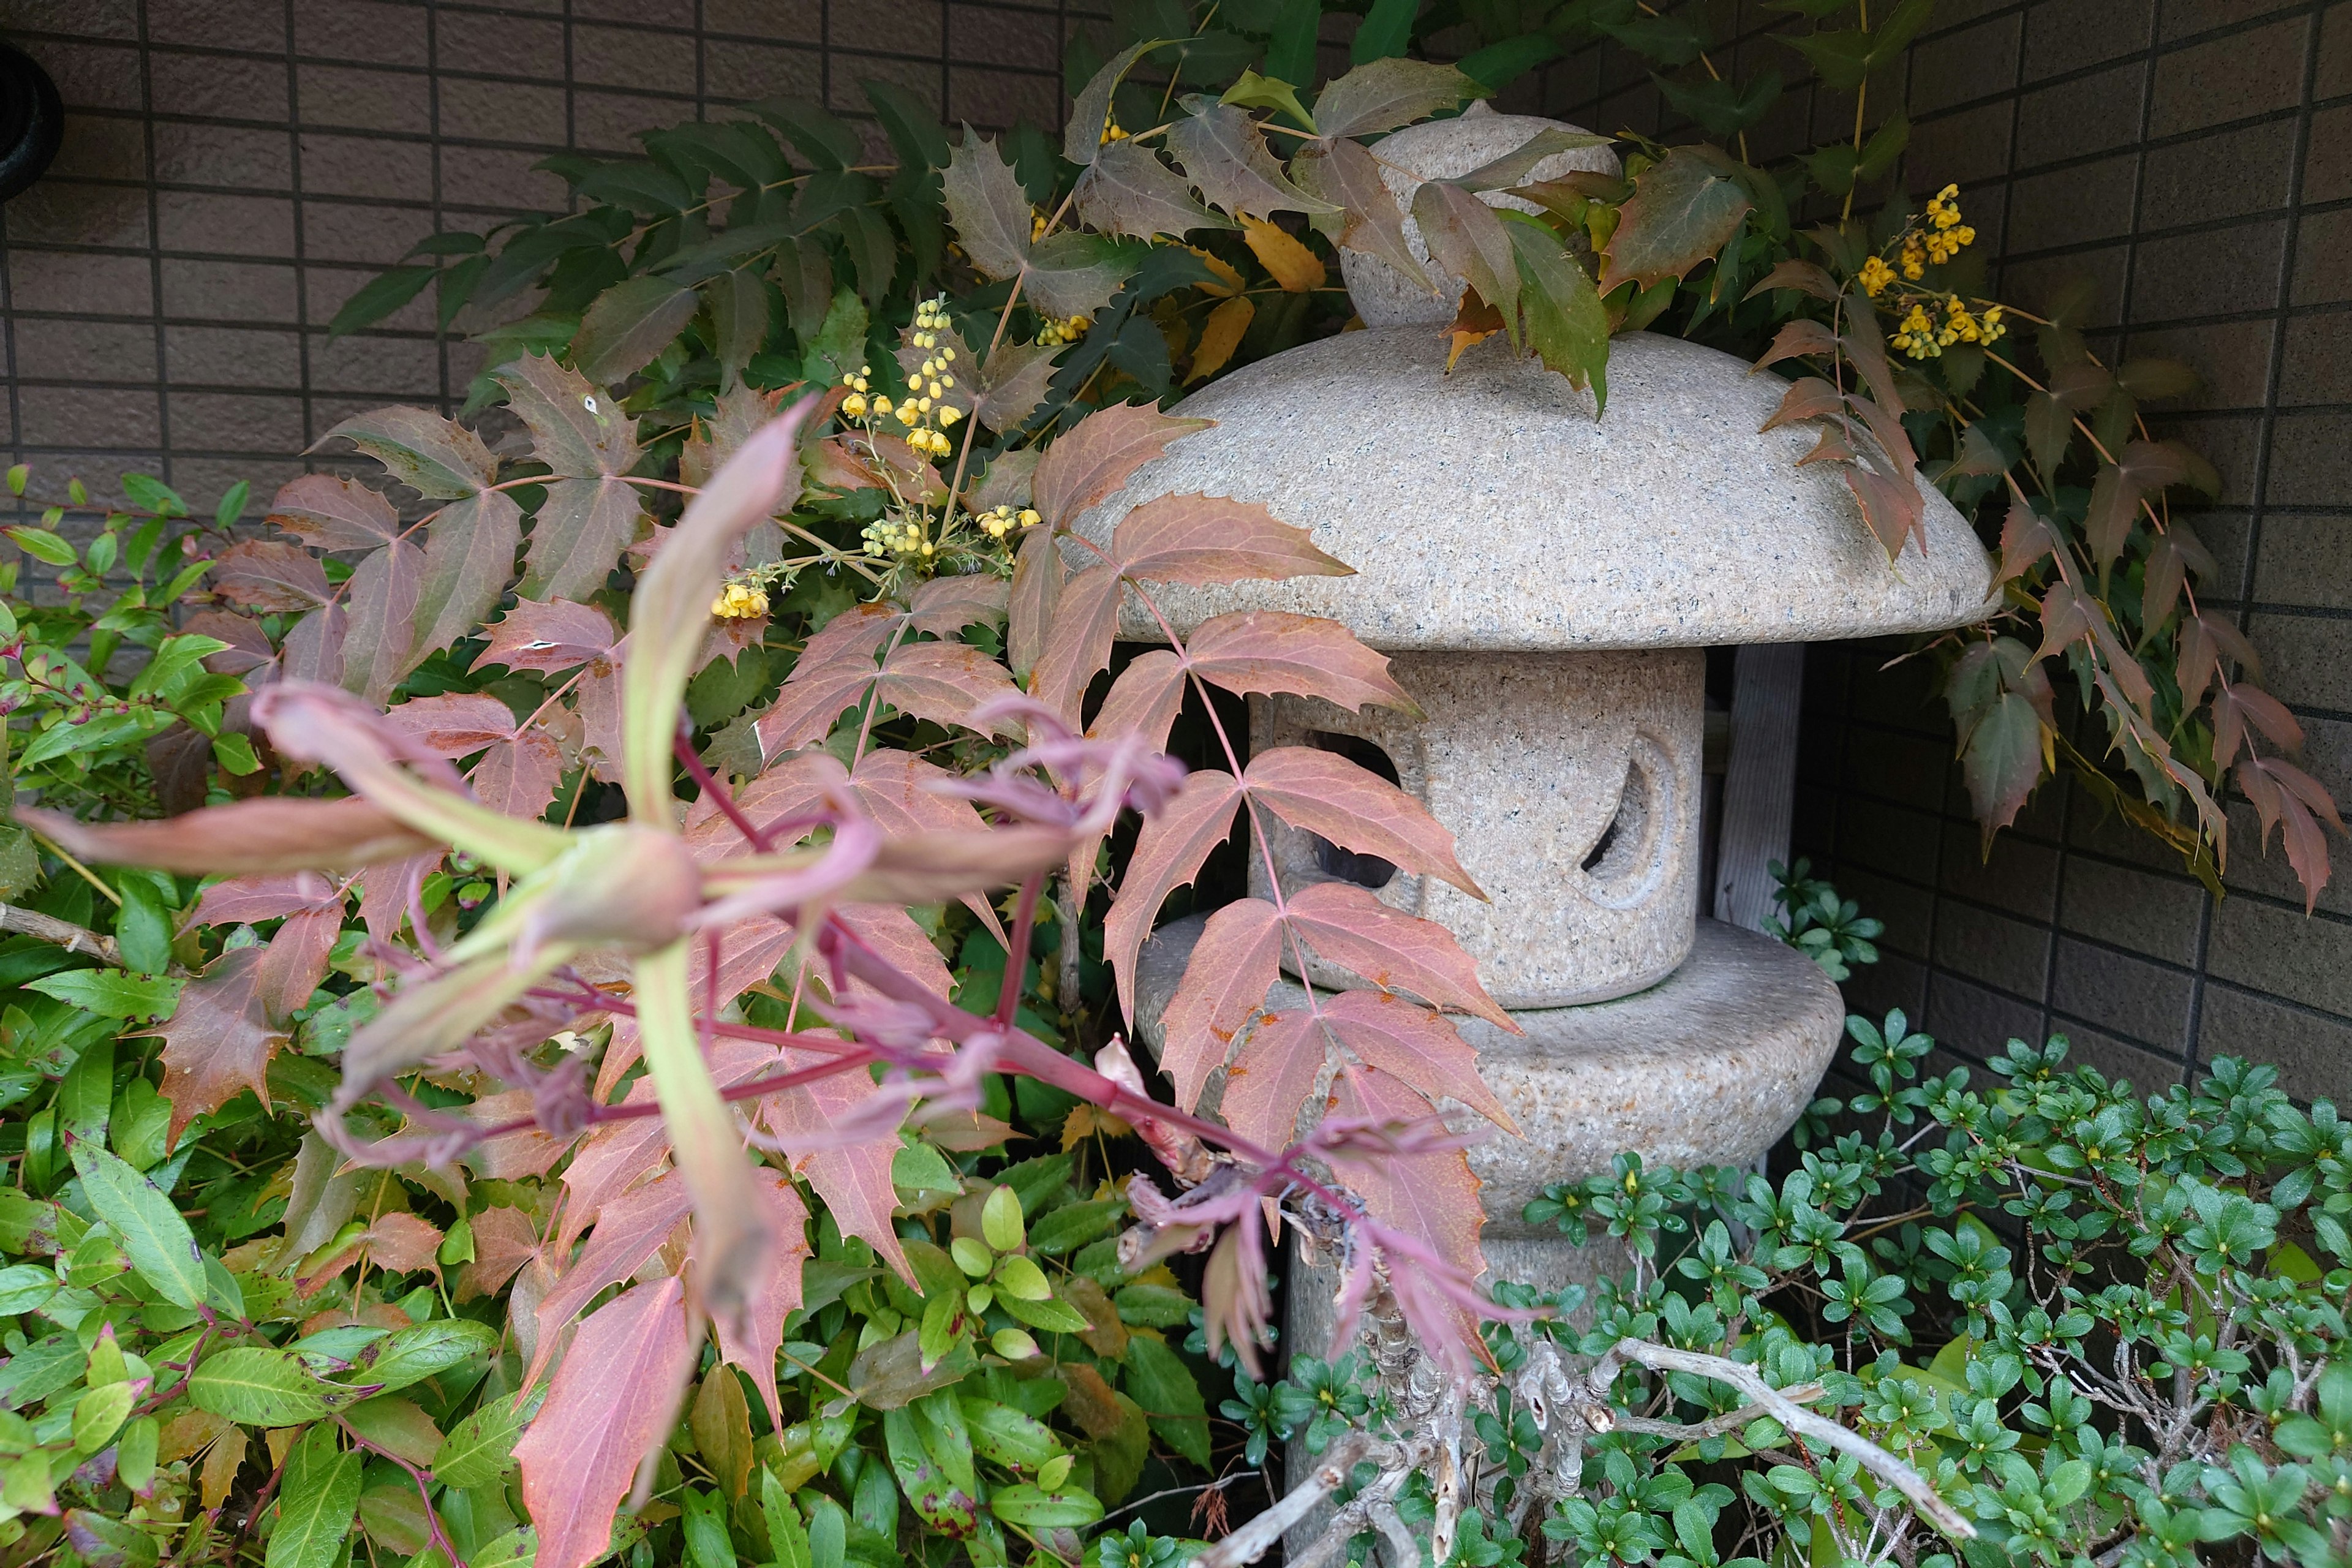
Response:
1077,108,1994,1299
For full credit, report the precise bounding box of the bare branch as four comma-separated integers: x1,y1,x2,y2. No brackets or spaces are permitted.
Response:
0,901,123,965
1583,1340,1976,1541
1194,1433,1374,1568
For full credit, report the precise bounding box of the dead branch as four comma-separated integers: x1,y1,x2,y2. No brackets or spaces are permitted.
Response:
0,901,123,965
1581,1340,1975,1540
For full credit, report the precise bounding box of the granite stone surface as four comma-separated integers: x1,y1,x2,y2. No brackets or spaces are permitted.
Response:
1084,328,1997,650
1135,916,1845,1288
1247,649,1703,1009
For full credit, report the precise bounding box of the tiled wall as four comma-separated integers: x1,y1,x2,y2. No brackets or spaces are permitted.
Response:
1578,0,2350,1107
4,0,2345,1101
0,0,1079,517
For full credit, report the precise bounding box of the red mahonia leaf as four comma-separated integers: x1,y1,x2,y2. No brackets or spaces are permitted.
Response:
140,947,285,1152
764,1057,913,1283
408,490,525,674
186,873,351,1025
1088,649,1186,750
559,1040,780,1256
1751,317,1841,373
1317,988,1514,1129
187,608,275,678
833,903,956,1003
1325,1065,1486,1337
527,1171,692,1392
2239,755,2345,914
211,539,331,612
268,473,403,549
1997,499,2057,586
339,539,426,708
384,693,564,821
1104,769,1244,1025
17,798,437,876
482,598,622,673
1008,527,1063,684
456,1205,539,1302
1757,375,1844,434
1243,747,1483,896
1028,564,1121,729
187,871,341,927
755,657,881,758
1032,403,1207,530
281,604,347,687
361,1212,443,1277
876,639,1021,735
1183,612,1419,715
1218,1009,1324,1152
515,1276,699,1568
1842,466,1926,560
1111,495,1351,585
1283,882,1512,1029
703,1168,810,1430
1158,897,1283,1114
2212,680,2302,772
591,923,799,1101
458,1088,573,1182
907,575,1010,638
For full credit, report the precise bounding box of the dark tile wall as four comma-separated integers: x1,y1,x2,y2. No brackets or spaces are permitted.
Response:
0,0,1084,516
1553,0,2352,1104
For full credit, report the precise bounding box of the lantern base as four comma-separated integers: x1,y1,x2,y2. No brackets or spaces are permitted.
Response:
1132,915,1842,1297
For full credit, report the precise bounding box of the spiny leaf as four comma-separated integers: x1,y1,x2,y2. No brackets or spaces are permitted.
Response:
212,540,331,612
519,475,644,603
1291,138,1431,293
268,473,402,549
1221,1010,1324,1149
1413,181,1518,331
514,1277,699,1568
494,355,639,477
1165,103,1339,221
408,489,523,673
1600,146,1754,293
1158,896,1282,1114
974,340,1066,435
1502,211,1610,402
1063,40,1162,166
481,598,620,673
1284,881,1512,1029
1104,769,1244,1025
1113,494,1351,584
1027,564,1121,729
1187,295,1257,383
1311,56,1479,138
2239,755,2343,913
339,538,424,707
942,127,1032,282
524,1170,695,1390
764,1058,915,1284
325,406,497,500
1120,1335,1210,1468
1033,402,1209,530
878,639,1022,735
1076,140,1228,241
1244,746,1483,896
1008,525,1063,684
1088,649,1187,752
573,275,699,385
1240,217,1325,292
1447,126,1613,194
1026,232,1144,321
709,1170,812,1431
1318,988,1513,1128
1326,1064,1486,1288
1182,611,1417,714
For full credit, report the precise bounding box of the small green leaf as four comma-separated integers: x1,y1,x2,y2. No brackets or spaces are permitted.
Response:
0,1263,58,1316
992,1254,1051,1302
29,968,181,1022
432,1390,533,1488
989,1482,1104,1528
6,526,77,566
981,1185,1025,1253
950,1236,995,1278
268,1425,363,1568
992,1327,1041,1361
1121,1336,1209,1468
345,1317,499,1394
72,1379,135,1454
326,264,436,338
69,1138,206,1309
188,1347,339,1426
117,1414,159,1493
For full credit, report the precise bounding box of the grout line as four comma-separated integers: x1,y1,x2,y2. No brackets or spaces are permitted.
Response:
286,0,313,477
137,0,172,494
429,0,449,417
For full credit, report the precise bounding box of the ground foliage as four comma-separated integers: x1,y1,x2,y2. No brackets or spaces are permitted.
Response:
0,1,2343,1566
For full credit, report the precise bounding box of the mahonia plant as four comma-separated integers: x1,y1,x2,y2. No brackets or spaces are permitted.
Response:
21,363,1520,1568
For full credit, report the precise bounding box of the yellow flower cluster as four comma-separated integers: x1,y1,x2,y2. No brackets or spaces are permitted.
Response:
710,579,769,619
1925,183,1977,261
892,296,962,458
863,515,932,558
1892,295,2008,360
1859,255,1897,296
1036,314,1090,347
976,503,1041,540
1101,115,1128,146
839,363,875,420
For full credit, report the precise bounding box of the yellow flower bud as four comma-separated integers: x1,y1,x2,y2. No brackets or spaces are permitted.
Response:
842,393,867,418
937,404,962,428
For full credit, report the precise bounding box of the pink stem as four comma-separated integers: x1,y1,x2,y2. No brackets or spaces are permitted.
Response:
676,728,769,849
